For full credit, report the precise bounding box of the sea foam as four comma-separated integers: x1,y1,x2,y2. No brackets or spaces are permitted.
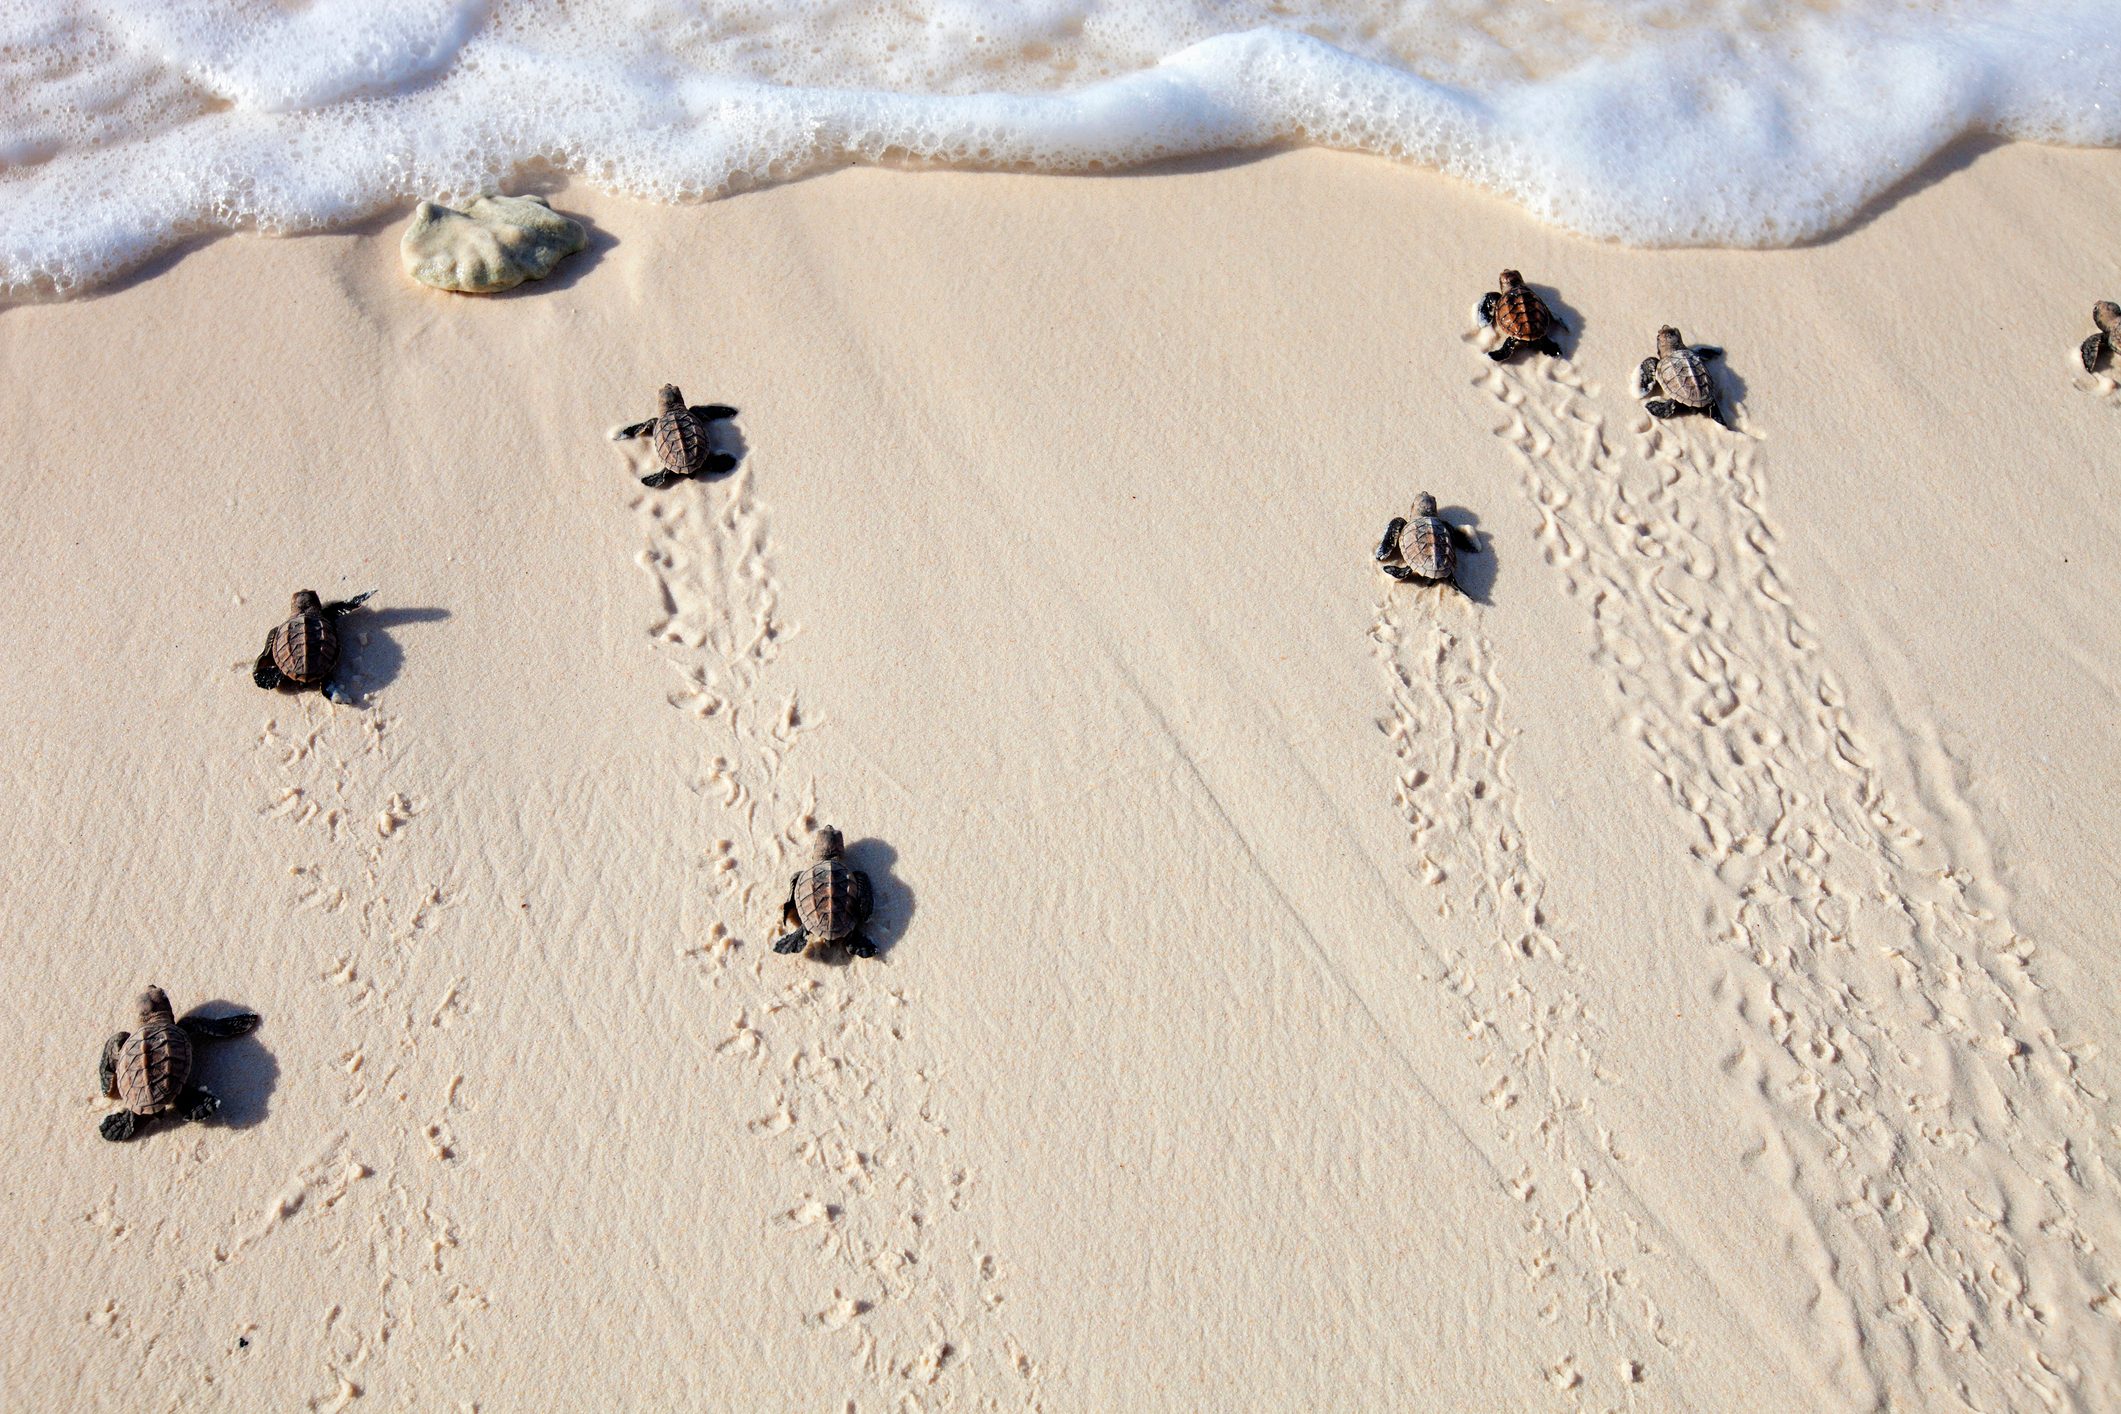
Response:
1,1,2117,296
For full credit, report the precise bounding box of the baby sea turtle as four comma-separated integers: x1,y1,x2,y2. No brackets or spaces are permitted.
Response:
772,826,877,959
613,384,740,489
1636,326,1728,426
1477,270,1566,362
1376,494,1477,593
252,589,375,702
2082,301,2120,373
98,986,260,1142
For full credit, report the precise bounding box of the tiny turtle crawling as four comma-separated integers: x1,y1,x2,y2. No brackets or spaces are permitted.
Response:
1477,270,1566,362
613,384,740,488
1376,494,1478,593
98,986,260,1142
772,826,877,959
2082,301,2120,374
1637,326,1728,427
252,589,375,702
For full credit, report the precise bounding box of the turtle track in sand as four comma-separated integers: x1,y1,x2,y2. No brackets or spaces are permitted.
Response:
247,697,482,1408
627,460,1044,1409
1475,349,2121,1409
1373,572,1696,1404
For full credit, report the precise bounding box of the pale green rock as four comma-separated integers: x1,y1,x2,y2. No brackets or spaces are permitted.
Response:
399,194,587,294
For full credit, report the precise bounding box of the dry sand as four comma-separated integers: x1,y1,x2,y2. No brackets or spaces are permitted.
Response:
0,141,2117,1410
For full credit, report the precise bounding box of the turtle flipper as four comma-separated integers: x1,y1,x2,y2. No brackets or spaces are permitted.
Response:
2083,332,2109,374
845,932,878,960
100,1110,141,1142
253,632,284,690
1487,338,1520,363
613,418,655,441
1644,399,1683,420
181,1010,260,1042
1694,345,1723,362
1380,563,1418,583
772,930,808,955
1375,517,1407,564
1535,337,1564,359
702,453,739,477
322,591,374,617
639,469,681,490
1706,399,1730,429
99,1033,128,1098
178,1087,220,1123
1449,524,1480,553
689,404,738,422
1477,291,1499,327
1636,357,1660,399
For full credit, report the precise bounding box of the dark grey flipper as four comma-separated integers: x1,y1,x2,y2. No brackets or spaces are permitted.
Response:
181,1010,261,1042
1380,563,1418,583
772,931,808,955
1547,316,1568,335
1449,524,1480,553
322,591,375,617
1535,337,1564,358
1694,345,1723,361
1477,292,1499,327
640,470,681,489
853,871,875,926
846,933,878,960
99,1033,128,1098
178,1087,219,1123
702,452,739,477
2084,332,2109,374
1644,399,1684,420
689,404,739,422
253,632,283,690
1707,399,1730,428
614,418,656,440
100,1110,141,1142
1487,338,1521,363
1375,517,1407,563
1637,357,1660,399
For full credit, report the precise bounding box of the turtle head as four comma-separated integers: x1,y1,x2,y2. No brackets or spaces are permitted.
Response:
809,826,845,862
2097,301,2121,334
1498,269,1522,290
657,384,684,413
1413,492,1438,519
290,589,321,614
135,986,173,1024
1656,326,1684,354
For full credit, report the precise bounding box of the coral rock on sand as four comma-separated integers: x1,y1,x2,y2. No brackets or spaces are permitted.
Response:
399,195,586,293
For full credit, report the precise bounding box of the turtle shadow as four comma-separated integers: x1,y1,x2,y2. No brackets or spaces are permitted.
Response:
1533,283,1586,357
340,605,450,699
185,1007,278,1131
1439,507,1496,605
830,838,911,965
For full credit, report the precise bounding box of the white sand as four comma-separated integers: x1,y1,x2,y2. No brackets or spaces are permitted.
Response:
1,142,2117,1410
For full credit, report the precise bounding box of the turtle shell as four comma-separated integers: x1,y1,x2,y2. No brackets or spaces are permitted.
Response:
1402,514,1458,584
271,609,339,684
793,858,868,941
1656,347,1715,408
653,408,713,478
1494,285,1551,341
116,1019,191,1115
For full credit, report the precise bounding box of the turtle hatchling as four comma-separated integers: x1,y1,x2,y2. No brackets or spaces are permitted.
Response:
252,589,374,702
98,986,260,1142
1636,326,1728,427
1477,270,1566,362
613,384,740,489
772,826,877,959
2082,301,2120,374
1376,494,1478,593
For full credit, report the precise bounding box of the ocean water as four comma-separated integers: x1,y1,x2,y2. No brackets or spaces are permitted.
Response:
1,1,2117,295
